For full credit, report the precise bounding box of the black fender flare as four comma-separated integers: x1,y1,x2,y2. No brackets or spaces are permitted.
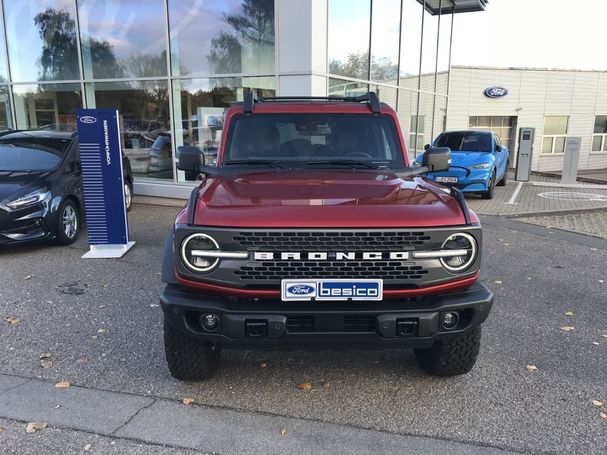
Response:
161,230,179,285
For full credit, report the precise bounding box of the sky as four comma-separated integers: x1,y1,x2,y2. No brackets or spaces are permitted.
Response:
451,0,607,71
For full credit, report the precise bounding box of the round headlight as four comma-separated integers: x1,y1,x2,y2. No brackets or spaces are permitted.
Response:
180,233,220,272
440,232,477,272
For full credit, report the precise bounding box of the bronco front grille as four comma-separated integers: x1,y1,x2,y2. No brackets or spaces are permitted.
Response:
234,261,429,281
232,231,431,251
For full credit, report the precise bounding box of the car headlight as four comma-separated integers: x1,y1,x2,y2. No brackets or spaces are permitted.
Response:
440,233,477,272
180,233,220,272
470,163,492,169
6,188,51,210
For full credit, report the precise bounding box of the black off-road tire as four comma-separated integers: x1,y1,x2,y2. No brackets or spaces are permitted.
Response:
497,163,509,186
414,327,482,377
481,170,496,199
163,318,221,381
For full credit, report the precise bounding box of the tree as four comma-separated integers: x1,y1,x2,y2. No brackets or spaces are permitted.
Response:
34,9,79,80
34,8,123,80
207,0,275,74
329,51,398,82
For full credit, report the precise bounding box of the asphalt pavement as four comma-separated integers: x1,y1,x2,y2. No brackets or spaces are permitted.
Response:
0,204,606,454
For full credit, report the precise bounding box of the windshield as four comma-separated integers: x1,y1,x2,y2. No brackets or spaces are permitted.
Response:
0,137,70,172
224,114,405,169
434,132,491,152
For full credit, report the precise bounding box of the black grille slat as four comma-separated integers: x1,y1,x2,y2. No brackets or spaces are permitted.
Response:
233,231,431,251
235,260,429,281
287,316,315,332
344,316,376,332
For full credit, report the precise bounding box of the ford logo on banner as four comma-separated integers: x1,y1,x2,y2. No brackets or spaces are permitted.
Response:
484,87,508,98
287,284,315,295
79,115,97,124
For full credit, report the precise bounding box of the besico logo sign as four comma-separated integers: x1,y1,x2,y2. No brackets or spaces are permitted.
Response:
484,87,508,98
281,279,383,301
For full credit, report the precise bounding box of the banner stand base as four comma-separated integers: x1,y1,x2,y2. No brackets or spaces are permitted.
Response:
82,241,136,259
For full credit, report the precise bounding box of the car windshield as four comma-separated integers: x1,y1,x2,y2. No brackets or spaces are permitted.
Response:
0,137,71,172
224,114,405,169
434,132,491,152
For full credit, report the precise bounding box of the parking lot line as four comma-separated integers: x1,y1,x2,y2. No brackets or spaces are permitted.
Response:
505,181,524,205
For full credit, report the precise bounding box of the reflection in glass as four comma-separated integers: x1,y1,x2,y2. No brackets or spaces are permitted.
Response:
396,88,417,159
370,0,400,83
0,13,7,81
328,78,369,97
371,85,397,110
12,83,82,130
88,80,171,179
434,95,447,137
399,0,423,87
169,0,275,77
4,0,80,82
0,86,12,130
328,0,371,81
172,76,275,182
78,0,167,79
436,10,453,94
419,9,438,92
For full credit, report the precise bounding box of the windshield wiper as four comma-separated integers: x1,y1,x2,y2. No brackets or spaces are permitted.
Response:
305,159,380,170
224,159,284,168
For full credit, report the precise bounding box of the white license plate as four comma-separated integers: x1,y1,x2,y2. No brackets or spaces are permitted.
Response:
435,176,458,183
281,279,383,302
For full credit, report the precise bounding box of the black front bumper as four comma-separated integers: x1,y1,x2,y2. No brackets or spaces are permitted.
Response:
161,283,494,349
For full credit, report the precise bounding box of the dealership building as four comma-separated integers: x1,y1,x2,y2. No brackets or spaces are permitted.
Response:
444,66,607,173
3,0,605,199
0,0,490,197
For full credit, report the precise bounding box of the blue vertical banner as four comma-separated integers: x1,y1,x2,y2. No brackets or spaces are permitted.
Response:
77,108,135,258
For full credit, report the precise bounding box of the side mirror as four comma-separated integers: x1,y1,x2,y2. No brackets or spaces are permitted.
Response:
422,147,451,172
176,145,205,172
424,144,431,150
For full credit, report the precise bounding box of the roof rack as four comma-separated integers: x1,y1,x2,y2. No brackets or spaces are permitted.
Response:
242,91,381,114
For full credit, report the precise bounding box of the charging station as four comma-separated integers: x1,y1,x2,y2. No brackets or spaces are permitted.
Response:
515,128,535,182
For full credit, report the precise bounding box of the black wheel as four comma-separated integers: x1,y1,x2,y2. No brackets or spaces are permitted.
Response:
124,180,133,212
481,170,496,199
497,163,509,186
163,317,221,380
55,199,80,245
414,327,482,377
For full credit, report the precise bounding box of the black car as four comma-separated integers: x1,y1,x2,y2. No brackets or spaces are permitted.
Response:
0,131,134,245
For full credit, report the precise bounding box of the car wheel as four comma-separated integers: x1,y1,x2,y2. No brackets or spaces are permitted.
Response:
481,170,496,199
497,163,509,186
414,327,482,376
56,199,80,245
124,180,133,212
164,317,221,381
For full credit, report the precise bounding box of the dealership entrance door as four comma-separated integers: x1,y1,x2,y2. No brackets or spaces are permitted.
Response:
469,116,518,165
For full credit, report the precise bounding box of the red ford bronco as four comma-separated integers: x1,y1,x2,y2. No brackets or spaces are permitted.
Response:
160,92,493,380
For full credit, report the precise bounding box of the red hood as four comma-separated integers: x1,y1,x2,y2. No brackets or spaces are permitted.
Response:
186,170,470,228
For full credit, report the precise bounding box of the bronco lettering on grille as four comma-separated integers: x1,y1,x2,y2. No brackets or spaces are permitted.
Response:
253,251,410,261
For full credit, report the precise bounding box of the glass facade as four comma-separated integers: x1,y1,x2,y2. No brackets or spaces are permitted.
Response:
328,0,455,159
0,0,276,184
0,0,454,188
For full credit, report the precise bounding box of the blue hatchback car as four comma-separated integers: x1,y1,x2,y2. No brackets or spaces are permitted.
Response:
415,130,509,199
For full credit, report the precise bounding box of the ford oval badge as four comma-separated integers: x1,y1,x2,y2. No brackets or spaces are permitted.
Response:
484,87,508,98
287,284,315,295
80,115,97,124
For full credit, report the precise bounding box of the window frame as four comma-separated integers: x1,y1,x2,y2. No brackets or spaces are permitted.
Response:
541,115,569,155
591,115,607,154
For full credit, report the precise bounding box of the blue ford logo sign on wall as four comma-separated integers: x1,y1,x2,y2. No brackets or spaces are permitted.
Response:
484,87,508,98
80,115,97,124
287,284,315,295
